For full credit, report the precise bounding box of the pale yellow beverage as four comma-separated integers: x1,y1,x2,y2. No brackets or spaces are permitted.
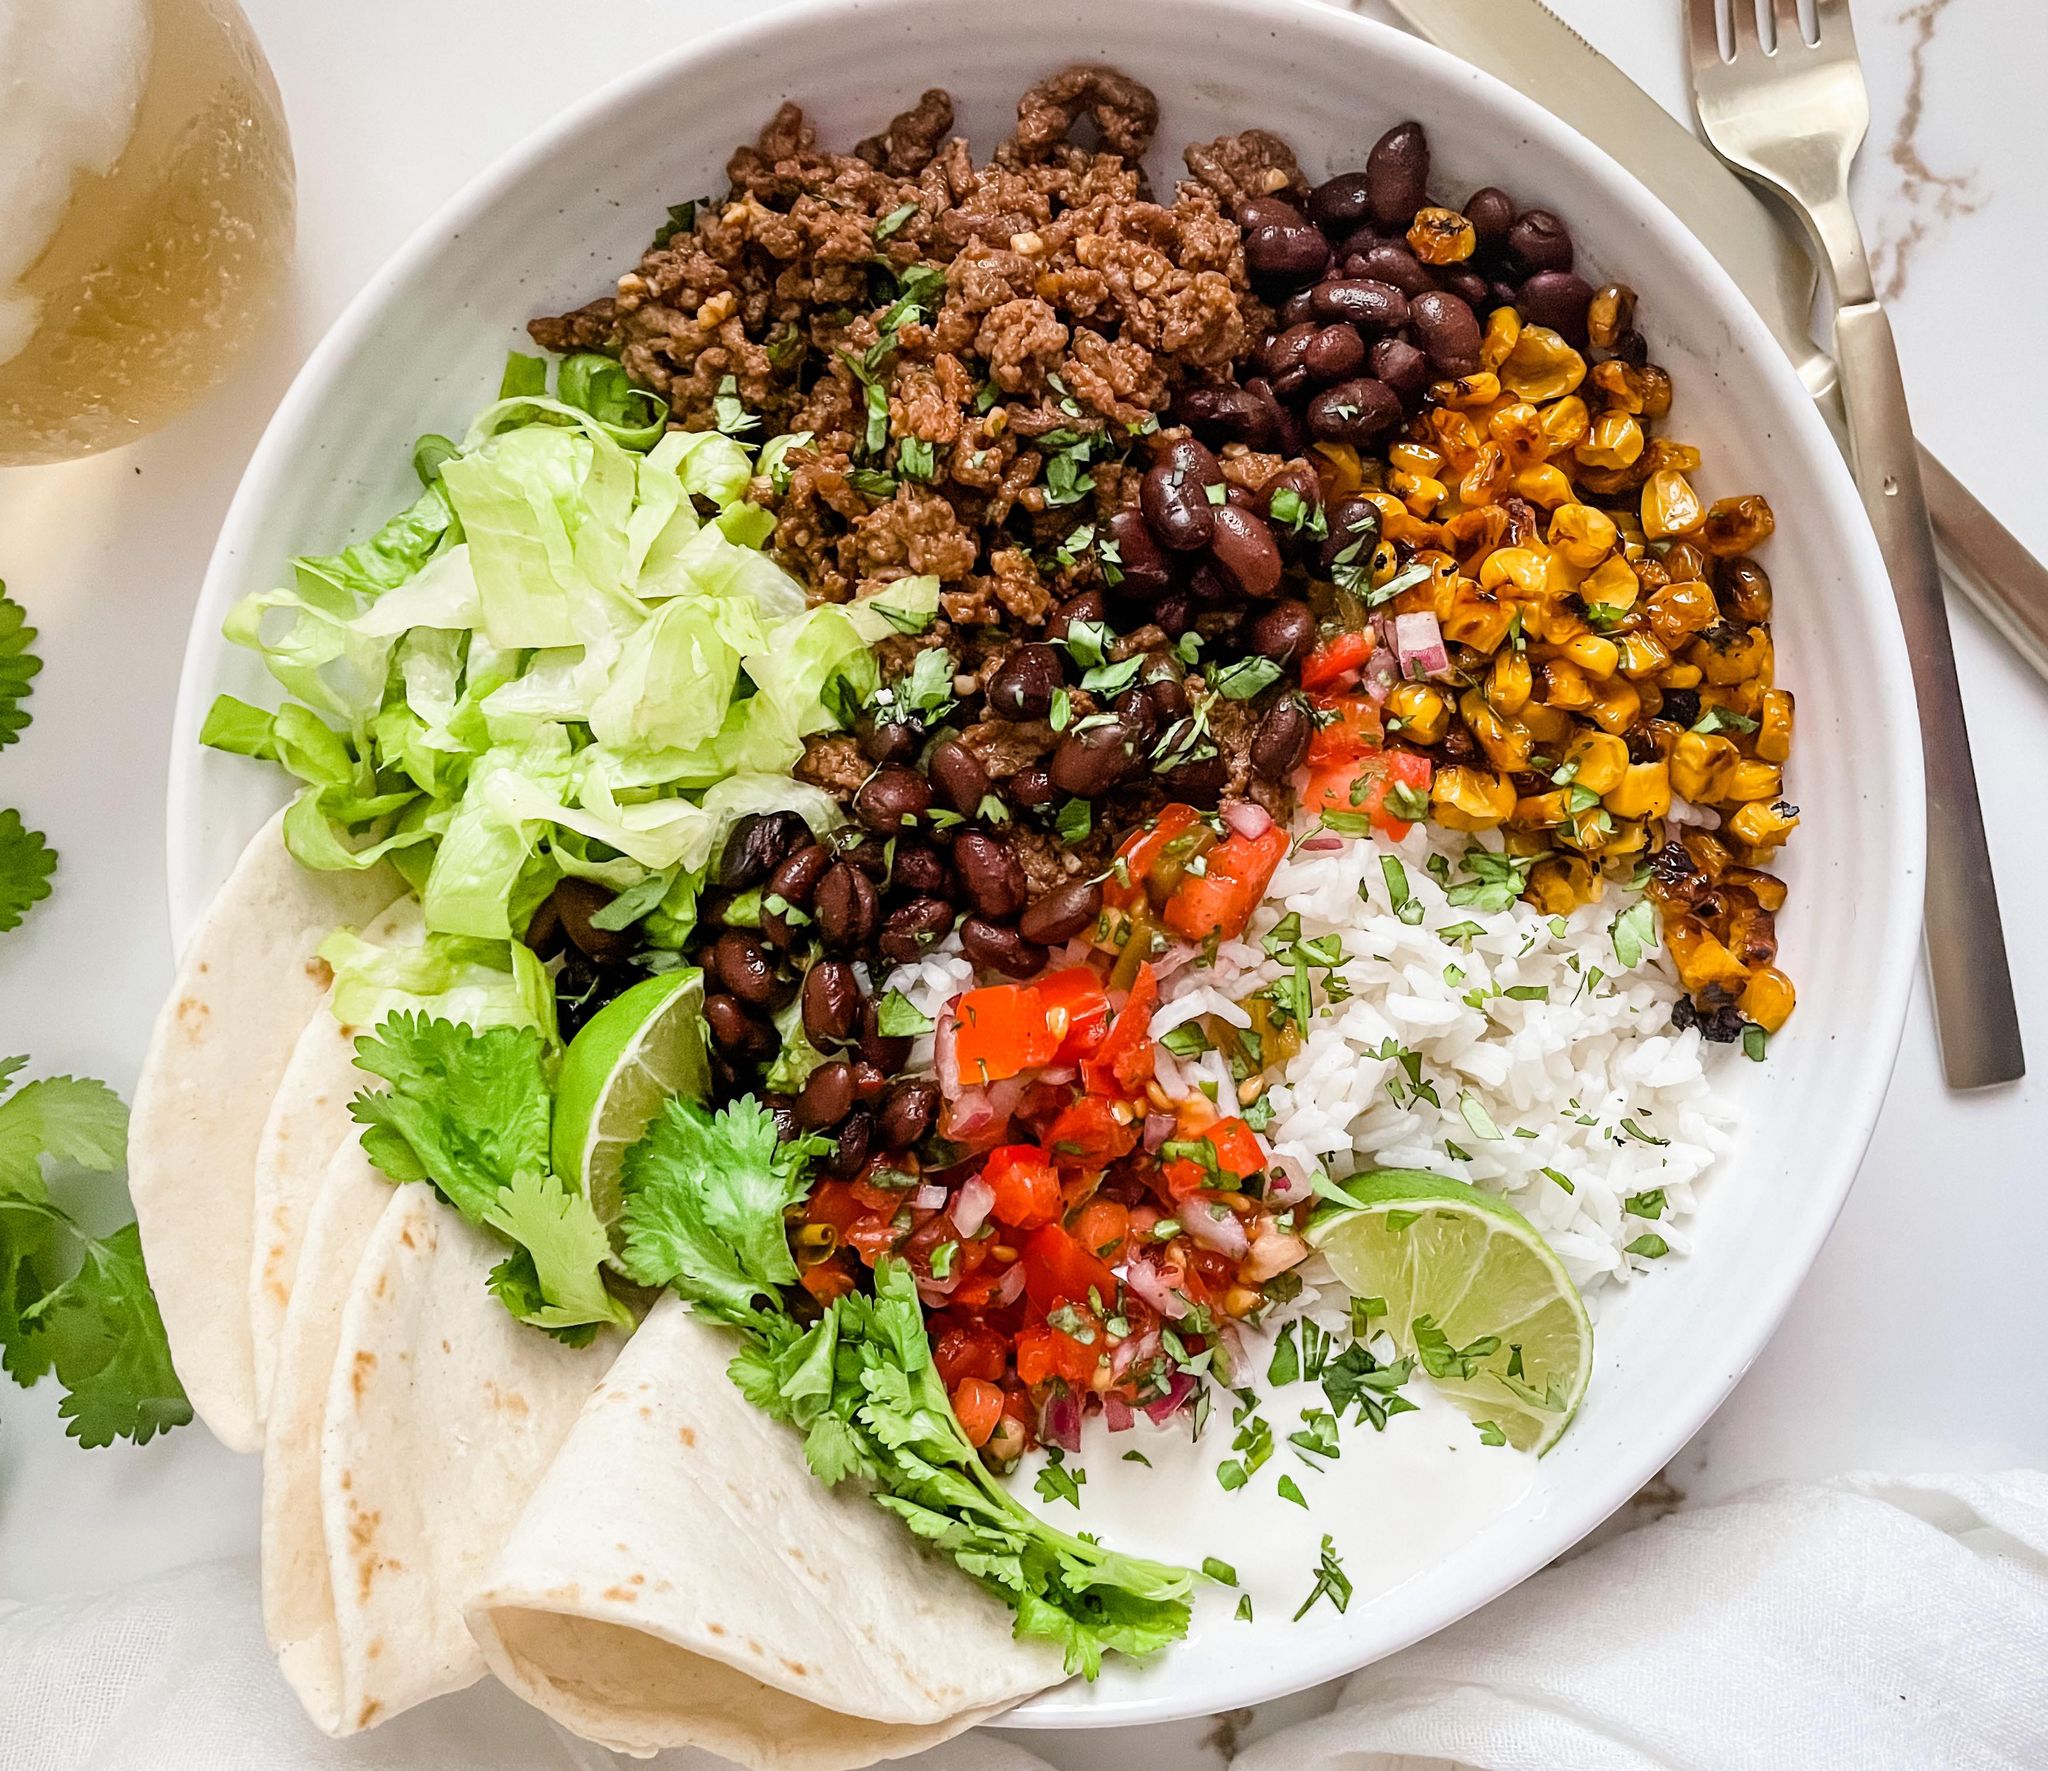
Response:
0,0,294,467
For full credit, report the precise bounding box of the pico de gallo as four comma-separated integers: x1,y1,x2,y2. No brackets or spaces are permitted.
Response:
790,802,1317,1465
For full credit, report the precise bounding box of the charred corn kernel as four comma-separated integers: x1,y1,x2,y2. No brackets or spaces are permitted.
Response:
1645,578,1720,647
1702,494,1775,556
1722,556,1773,623
1528,855,1601,913
1312,440,1365,491
1515,789,1569,827
1589,358,1648,415
1681,829,1736,878
1432,765,1518,831
1605,760,1672,819
1601,818,1649,860
1385,680,1450,744
1726,865,1788,912
1547,502,1619,568
1757,689,1794,763
1636,363,1674,419
1460,442,1512,503
1693,624,1773,686
1586,676,1643,734
1481,306,1523,370
1503,327,1588,403
1509,464,1571,507
1393,471,1448,514
1364,490,1407,529
1739,966,1796,1034
1435,371,1502,409
1577,411,1646,472
1563,632,1621,678
1459,688,1536,770
1587,283,1636,351
1368,537,1403,583
1660,661,1704,690
1564,730,1630,794
1671,730,1740,801
1642,468,1705,539
1700,679,1764,721
1617,631,1673,677
1426,408,1483,464
1667,919,1752,995
1519,699,1576,746
1539,394,1591,454
1581,553,1640,610
1664,541,1713,583
1648,440,1703,476
1721,759,1784,805
1408,206,1478,264
1390,440,1447,477
1479,546,1548,596
1489,399,1545,465
1488,649,1534,715
1540,657,1594,711
1441,588,1518,653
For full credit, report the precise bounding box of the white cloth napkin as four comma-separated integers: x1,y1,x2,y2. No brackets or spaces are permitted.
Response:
7,1474,2045,1771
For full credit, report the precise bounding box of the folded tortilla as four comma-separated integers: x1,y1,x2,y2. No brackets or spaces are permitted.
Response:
466,1293,1063,1767
129,809,399,1452
275,1185,615,1736
249,897,425,1426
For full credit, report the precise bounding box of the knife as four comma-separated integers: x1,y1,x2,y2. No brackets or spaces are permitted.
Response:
1382,0,2048,687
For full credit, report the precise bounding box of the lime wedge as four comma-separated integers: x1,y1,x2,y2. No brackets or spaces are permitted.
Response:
1306,1169,1592,1453
553,969,708,1243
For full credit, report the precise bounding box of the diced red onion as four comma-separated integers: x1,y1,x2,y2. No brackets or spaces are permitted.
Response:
1102,1395,1135,1432
1059,936,1094,968
1142,1112,1176,1153
1362,646,1400,704
916,1268,962,1307
1222,800,1274,840
1297,834,1345,853
1110,1325,1162,1378
1039,1387,1084,1454
933,997,963,1100
1038,1064,1078,1087
1121,1259,1189,1320
911,1184,948,1212
985,1076,1027,1122
939,1085,996,1141
992,1262,1027,1307
952,1174,995,1239
1265,1155,1315,1207
1178,1200,1251,1260
1666,795,1722,830
1393,610,1449,679
1214,1320,1248,1385
1142,1371,1197,1424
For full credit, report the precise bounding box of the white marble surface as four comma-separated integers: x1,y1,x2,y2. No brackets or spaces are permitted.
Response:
1,0,2042,1762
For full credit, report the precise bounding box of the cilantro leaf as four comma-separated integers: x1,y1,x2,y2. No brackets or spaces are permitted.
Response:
1610,899,1658,970
0,810,56,935
0,585,39,751
0,1075,127,1196
21,1220,190,1447
482,1169,630,1331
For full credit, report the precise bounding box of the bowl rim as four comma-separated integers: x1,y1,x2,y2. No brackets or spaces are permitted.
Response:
166,0,1924,1729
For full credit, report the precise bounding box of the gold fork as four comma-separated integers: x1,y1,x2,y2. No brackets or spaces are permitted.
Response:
1687,0,2023,1088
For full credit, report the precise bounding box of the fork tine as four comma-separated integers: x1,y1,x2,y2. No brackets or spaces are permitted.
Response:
1684,0,1727,69
1729,0,1764,57
1770,0,1804,50
1812,0,1859,47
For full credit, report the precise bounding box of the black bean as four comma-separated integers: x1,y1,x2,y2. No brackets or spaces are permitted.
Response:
1519,269,1595,345
1308,170,1376,238
1258,460,1321,530
1186,561,1235,608
891,842,951,897
854,765,931,834
1159,747,1228,802
850,1059,891,1105
706,993,776,1057
835,831,891,880
954,831,1027,919
801,959,860,1046
762,842,829,949
856,996,914,1072
713,931,778,1007
1009,764,1057,810
1207,504,1283,598
1310,278,1409,331
1243,375,1303,456
1141,462,1216,552
1141,665,1191,724
987,642,1064,718
929,739,990,818
551,878,635,966
1165,434,1225,486
1239,194,1308,232
1151,593,1193,638
796,1060,856,1130
1347,241,1433,297
959,916,1047,979
1224,484,1257,512
877,896,956,964
1507,208,1574,273
1046,589,1106,644
860,720,920,765
1174,382,1278,450
1260,322,1317,396
813,862,879,952
1107,508,1172,596
1366,122,1430,225
1321,497,1383,574
1371,335,1432,404
1276,288,1317,330
1304,322,1367,383
1306,377,1403,445
1434,266,1490,310
717,811,809,889
1115,685,1162,752
1463,186,1515,252
1050,720,1140,797
824,1110,873,1179
763,1093,800,1143
1409,288,1482,377
1248,599,1316,663
1019,877,1104,945
1490,279,1523,313
1244,220,1331,283
1252,697,1313,779
523,894,565,960
877,1079,939,1151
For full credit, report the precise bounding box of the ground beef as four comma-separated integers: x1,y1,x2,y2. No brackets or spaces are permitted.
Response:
960,718,1055,779
794,733,870,800
855,89,955,176
1183,129,1309,213
1008,824,1105,896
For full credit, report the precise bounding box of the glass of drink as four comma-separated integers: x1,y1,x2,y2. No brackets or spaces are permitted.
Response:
0,0,294,467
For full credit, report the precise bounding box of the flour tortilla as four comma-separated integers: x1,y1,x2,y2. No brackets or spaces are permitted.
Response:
249,897,425,1426
284,1187,615,1737
466,1293,1062,1767
129,809,399,1452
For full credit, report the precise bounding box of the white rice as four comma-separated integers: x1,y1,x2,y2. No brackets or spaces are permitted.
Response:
884,821,1734,1306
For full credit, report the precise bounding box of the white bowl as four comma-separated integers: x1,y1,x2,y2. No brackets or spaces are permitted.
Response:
166,0,1922,1729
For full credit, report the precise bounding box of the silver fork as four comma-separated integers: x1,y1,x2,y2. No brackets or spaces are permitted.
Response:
1687,0,2024,1089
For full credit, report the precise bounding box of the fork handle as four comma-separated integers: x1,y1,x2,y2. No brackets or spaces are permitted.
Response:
1832,299,2025,1086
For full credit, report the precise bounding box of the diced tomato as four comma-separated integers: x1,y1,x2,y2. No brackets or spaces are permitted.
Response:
951,1377,1005,1447
1043,1095,1139,1169
842,1214,905,1265
1301,629,1370,692
1161,1114,1268,1199
798,1261,856,1304
850,1168,916,1213
1103,803,1209,913
1069,1198,1131,1262
1081,963,1160,1097
949,984,1061,1088
1034,966,1111,1061
1305,694,1384,768
803,1180,865,1235
1302,747,1434,841
1162,824,1289,943
1020,1222,1120,1315
933,1320,1008,1388
982,1144,1062,1230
